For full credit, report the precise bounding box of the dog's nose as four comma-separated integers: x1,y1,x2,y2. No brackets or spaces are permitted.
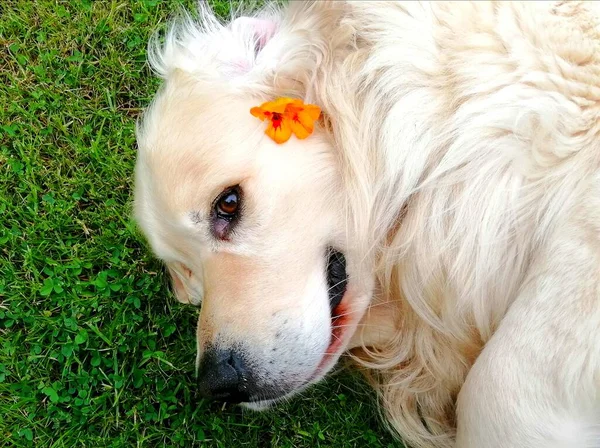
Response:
197,347,251,403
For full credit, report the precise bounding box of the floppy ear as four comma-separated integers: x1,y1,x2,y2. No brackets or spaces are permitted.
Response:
230,17,278,53
221,16,279,77
147,7,279,82
167,262,203,306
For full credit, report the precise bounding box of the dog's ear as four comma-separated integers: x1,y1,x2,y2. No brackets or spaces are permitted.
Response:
230,17,277,54
148,7,279,83
217,16,279,78
167,262,203,306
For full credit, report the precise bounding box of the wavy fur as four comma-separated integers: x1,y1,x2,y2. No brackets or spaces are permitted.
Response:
140,2,600,447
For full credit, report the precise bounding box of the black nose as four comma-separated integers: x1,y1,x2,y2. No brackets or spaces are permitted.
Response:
197,347,251,403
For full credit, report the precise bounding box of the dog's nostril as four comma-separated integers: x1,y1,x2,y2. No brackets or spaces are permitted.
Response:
197,347,251,403
226,352,237,368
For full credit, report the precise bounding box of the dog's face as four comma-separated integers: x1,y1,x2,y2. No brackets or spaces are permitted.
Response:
134,77,373,406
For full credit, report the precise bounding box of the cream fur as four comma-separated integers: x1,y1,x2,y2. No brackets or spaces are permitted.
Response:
135,2,600,447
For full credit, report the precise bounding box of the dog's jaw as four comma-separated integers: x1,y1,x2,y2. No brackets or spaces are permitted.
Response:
239,291,370,409
240,332,354,411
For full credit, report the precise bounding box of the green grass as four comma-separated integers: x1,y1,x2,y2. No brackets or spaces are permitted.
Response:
0,1,401,446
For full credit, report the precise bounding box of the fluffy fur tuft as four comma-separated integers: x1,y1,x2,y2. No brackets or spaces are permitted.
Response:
140,2,600,447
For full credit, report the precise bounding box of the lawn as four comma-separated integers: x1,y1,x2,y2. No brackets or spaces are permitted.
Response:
0,1,401,446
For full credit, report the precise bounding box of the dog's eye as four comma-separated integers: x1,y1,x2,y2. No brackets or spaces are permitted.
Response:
211,186,242,239
217,190,240,217
216,190,240,217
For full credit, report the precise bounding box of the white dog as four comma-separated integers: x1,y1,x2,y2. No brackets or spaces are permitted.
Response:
134,2,600,447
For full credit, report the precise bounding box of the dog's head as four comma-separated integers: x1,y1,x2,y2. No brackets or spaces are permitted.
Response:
134,6,375,407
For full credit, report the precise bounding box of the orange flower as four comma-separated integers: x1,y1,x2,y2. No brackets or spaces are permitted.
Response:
250,97,321,144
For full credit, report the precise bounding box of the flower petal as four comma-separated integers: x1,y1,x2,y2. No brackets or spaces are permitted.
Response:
290,118,311,139
288,98,305,108
302,104,321,121
260,97,295,114
284,102,321,137
294,110,316,134
285,101,320,119
250,107,269,121
266,118,292,144
252,98,321,143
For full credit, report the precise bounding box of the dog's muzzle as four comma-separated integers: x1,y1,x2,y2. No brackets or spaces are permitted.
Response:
197,248,349,404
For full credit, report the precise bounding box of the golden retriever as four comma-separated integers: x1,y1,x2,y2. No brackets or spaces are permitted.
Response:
133,2,600,447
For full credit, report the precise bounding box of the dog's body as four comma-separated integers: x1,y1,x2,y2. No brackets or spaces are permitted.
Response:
135,2,600,447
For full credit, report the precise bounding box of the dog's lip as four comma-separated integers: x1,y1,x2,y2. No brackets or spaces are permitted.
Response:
310,337,343,379
308,298,353,381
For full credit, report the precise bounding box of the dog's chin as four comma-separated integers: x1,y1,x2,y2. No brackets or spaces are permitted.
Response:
239,382,309,411
241,399,278,411
240,369,330,411
240,337,349,411
242,292,367,410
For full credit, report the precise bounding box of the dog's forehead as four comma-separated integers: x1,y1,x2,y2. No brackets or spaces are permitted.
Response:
140,85,261,160
138,89,259,192
139,85,334,202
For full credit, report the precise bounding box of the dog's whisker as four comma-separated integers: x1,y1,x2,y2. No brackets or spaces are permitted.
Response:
331,301,395,319
304,352,357,358
325,278,348,294
332,323,378,328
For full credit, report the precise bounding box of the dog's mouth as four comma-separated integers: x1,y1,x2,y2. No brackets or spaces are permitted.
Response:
321,248,350,357
303,248,352,383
